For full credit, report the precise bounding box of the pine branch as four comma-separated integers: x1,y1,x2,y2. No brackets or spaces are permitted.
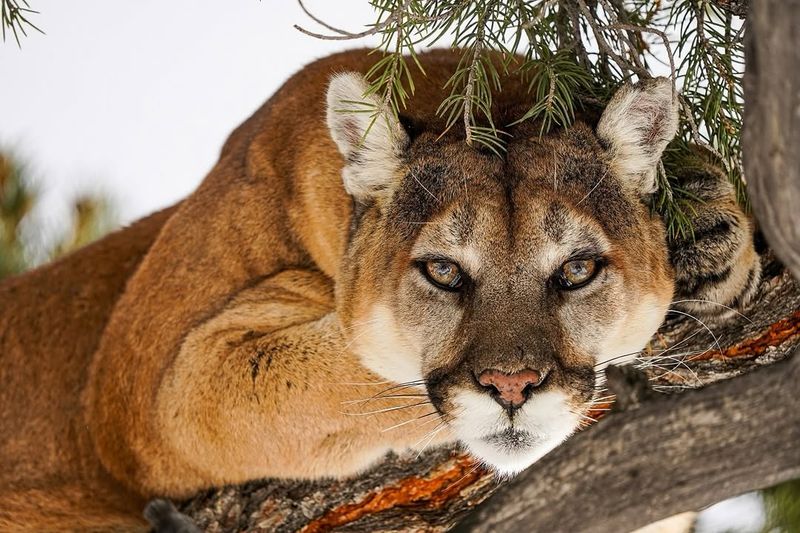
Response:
295,0,750,239
1,0,42,46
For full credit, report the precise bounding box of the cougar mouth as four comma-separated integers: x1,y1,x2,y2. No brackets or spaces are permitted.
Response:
482,428,541,451
446,389,582,476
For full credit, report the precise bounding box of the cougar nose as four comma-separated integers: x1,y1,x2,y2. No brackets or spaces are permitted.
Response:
477,369,544,409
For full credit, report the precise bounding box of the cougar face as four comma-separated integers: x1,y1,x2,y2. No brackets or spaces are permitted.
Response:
328,74,677,475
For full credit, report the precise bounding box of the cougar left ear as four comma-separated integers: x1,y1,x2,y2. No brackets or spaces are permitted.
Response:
597,77,679,195
326,72,410,201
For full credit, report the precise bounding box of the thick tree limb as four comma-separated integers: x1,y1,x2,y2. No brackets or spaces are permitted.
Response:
743,0,800,279
454,346,800,532
174,262,799,532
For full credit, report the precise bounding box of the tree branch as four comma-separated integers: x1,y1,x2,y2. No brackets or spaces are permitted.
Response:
743,0,800,280
172,260,799,531
454,348,800,532
710,0,749,18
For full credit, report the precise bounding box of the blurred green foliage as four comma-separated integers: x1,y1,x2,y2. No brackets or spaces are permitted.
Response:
0,151,114,280
762,479,800,532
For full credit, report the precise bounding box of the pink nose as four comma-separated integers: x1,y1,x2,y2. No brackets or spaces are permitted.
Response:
477,369,543,408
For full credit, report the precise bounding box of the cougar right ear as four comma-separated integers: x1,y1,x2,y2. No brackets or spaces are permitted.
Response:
597,77,679,195
326,72,410,202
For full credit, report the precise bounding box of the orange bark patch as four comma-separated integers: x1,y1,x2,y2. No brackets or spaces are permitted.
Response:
586,401,614,421
303,310,800,532
689,309,800,362
301,455,488,533
587,310,800,421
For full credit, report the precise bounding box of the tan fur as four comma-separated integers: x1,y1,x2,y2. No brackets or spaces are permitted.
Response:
0,49,755,530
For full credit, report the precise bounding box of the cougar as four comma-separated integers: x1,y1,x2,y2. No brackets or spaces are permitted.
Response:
0,49,760,531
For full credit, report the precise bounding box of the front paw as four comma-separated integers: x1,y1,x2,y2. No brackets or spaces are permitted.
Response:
668,168,761,318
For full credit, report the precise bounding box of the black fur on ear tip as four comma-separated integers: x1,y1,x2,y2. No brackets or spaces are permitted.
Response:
144,499,202,533
397,114,425,142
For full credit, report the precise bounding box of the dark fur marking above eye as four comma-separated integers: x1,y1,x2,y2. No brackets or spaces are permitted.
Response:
543,203,569,242
388,164,456,238
451,204,476,244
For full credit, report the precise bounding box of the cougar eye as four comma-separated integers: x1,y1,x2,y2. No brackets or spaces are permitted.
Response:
555,258,600,290
422,260,464,291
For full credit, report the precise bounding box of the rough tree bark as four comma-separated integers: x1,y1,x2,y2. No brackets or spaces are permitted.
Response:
176,262,799,532
174,1,800,531
454,349,800,533
743,0,800,278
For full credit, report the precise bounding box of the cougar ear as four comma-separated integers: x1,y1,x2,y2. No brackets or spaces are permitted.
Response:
326,72,410,201
597,77,679,195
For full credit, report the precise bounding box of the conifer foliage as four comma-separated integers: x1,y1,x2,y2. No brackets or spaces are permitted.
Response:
296,0,747,239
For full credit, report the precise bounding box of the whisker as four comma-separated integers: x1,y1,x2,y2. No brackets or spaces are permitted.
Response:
381,411,440,433
641,358,701,385
665,309,722,355
594,350,643,369
335,378,424,389
596,315,716,372
336,380,392,386
413,173,441,203
646,366,688,382
340,318,383,332
588,394,616,402
442,462,484,493
411,421,445,450
670,299,753,324
341,393,428,406
414,422,449,459
342,401,430,417
651,329,704,357
343,328,378,350
362,380,427,402
569,409,599,425
576,167,609,206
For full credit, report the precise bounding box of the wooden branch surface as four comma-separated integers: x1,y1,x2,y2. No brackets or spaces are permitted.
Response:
176,258,800,532
455,327,800,533
743,0,800,279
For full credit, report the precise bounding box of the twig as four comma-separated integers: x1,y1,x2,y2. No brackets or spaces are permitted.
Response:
462,34,485,146
607,23,676,89
293,0,412,41
679,96,732,175
576,0,649,79
294,0,461,41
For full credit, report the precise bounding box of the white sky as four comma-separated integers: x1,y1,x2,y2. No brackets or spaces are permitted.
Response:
0,0,384,233
0,1,678,234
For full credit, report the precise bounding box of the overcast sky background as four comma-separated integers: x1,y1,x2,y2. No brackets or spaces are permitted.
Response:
1,1,385,238
0,3,766,530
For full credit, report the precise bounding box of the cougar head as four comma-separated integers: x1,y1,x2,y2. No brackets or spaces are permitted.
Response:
327,73,677,475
